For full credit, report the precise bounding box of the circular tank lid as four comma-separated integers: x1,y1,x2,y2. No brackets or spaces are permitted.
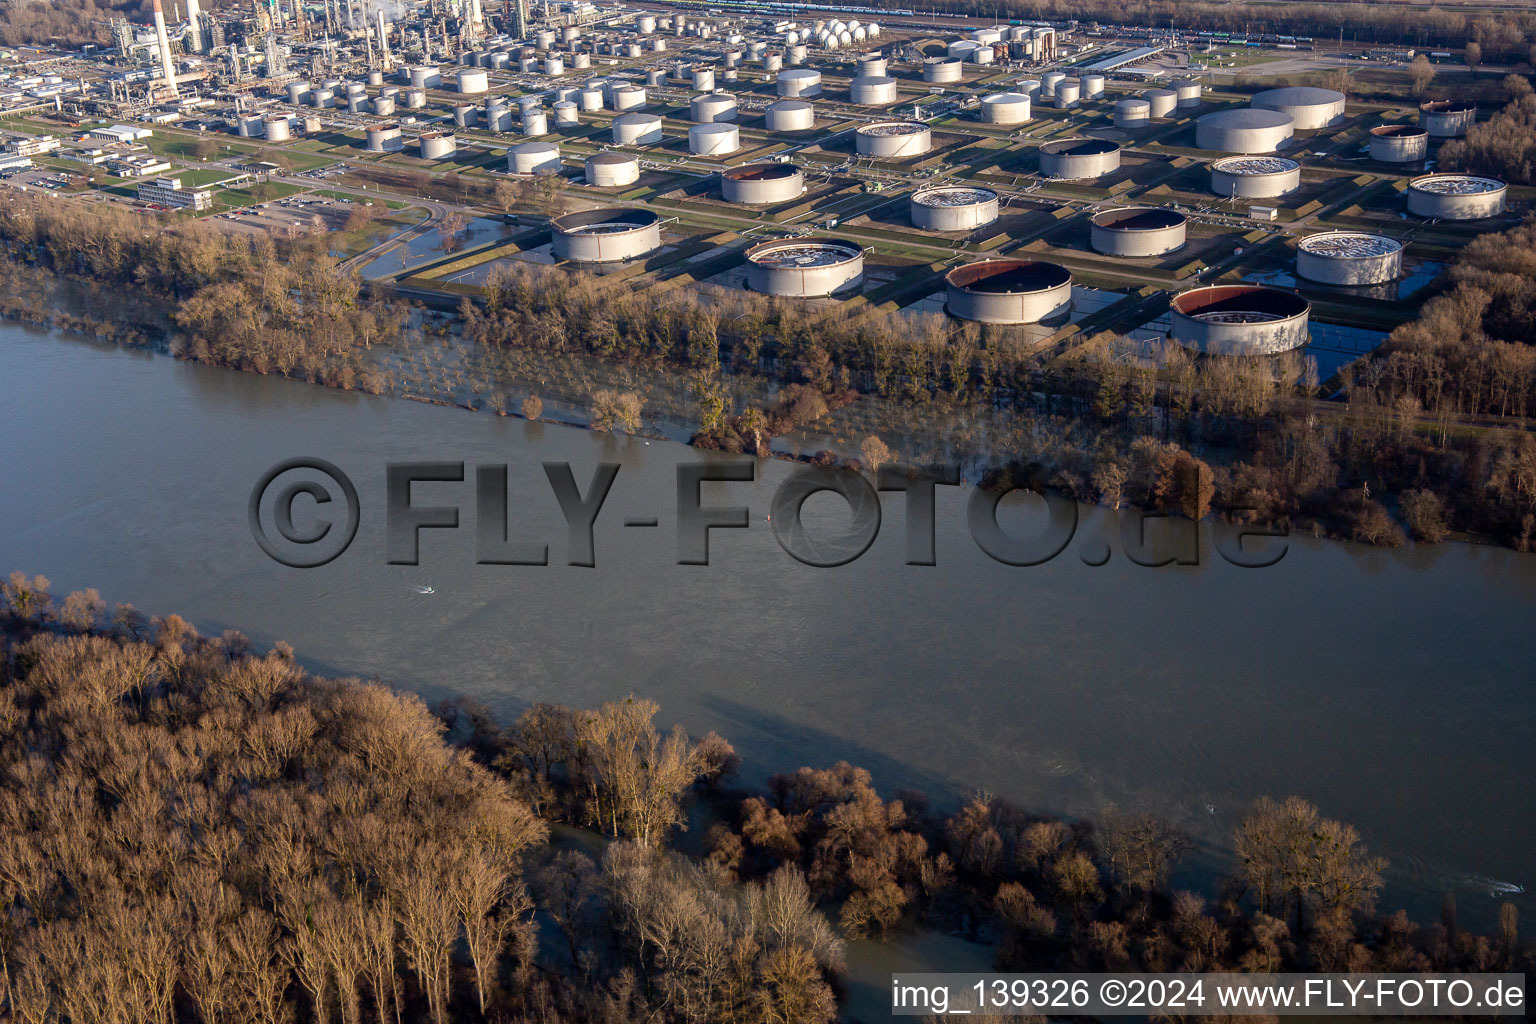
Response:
1171,285,1309,321
858,120,927,136
723,162,800,180
1040,137,1118,156
1298,232,1403,258
747,240,862,267
552,208,660,234
1409,174,1504,194
1212,156,1301,175
1091,207,1187,231
912,186,998,207
946,259,1071,294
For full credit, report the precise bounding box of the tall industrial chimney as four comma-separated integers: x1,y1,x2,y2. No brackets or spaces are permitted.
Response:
185,0,203,53
152,0,180,98
377,9,392,70
469,0,485,40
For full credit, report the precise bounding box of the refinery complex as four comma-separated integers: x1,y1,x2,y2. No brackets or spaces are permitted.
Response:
0,0,1523,360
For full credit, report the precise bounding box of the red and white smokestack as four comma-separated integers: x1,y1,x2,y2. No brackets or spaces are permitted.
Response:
152,0,180,97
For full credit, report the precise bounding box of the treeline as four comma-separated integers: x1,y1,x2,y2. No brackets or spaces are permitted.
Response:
0,0,241,47
1440,84,1536,185
3,575,1528,1024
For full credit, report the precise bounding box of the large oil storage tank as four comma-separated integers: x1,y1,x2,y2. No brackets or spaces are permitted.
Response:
1196,108,1294,153
1406,174,1507,219
1017,79,1040,99
1090,207,1188,256
1038,138,1120,179
611,85,646,111
365,122,404,153
419,131,456,159
1369,124,1428,163
553,101,580,126
1210,156,1302,199
765,99,815,131
1252,86,1346,130
1114,98,1151,129
923,58,963,83
1042,70,1065,98
545,56,564,77
453,104,478,127
910,186,999,231
1170,285,1311,355
286,81,311,104
745,239,865,297
763,52,783,71
692,67,715,91
637,14,656,32
1296,232,1403,285
1171,78,1203,109
945,260,1073,325
509,140,561,174
612,112,663,145
585,151,640,187
688,122,740,155
263,115,292,142
409,65,441,89
578,87,604,111
523,110,549,136
1143,88,1177,118
1055,79,1081,109
373,96,396,118
551,208,662,262
404,88,426,109
777,69,823,97
857,54,888,77
721,162,805,204
850,76,898,104
237,114,263,137
1419,100,1477,138
855,120,932,158
1081,74,1105,99
691,92,737,122
980,92,1031,124
458,68,489,94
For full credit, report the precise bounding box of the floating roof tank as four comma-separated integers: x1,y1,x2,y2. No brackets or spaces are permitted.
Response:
1090,207,1187,256
910,186,999,231
721,162,805,204
419,131,456,159
855,120,932,158
745,239,865,297
1369,124,1428,163
1296,232,1403,285
551,208,662,262
1406,174,1506,220
365,122,404,153
1418,100,1477,138
945,260,1073,324
1210,156,1302,199
1038,138,1120,179
1170,285,1311,355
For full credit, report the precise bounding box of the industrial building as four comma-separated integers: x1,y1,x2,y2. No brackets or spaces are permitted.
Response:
137,176,213,210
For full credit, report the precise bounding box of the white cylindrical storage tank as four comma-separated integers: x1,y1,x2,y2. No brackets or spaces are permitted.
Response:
693,68,715,91
612,111,663,145
237,113,263,137
1170,286,1311,355
763,52,782,71
1296,232,1403,286
1196,108,1295,154
578,87,603,111
489,52,510,70
778,69,822,97
368,70,384,86
1172,78,1203,109
303,116,322,134
419,131,456,159
551,208,661,262
373,96,396,117
535,29,556,49
980,92,1031,124
365,122,404,153
1018,79,1040,98
745,239,864,297
973,27,1003,44
945,260,1072,325
723,51,741,69
1144,88,1177,118
857,54,887,78
948,40,980,61
286,80,311,104
911,185,999,231
453,103,477,127
1090,207,1187,256
788,44,807,64
263,115,291,142
409,66,441,89
346,94,367,115
688,121,739,155
553,100,579,125
519,57,537,73
573,52,591,67
555,86,579,103
923,58,963,83
1055,80,1081,108
721,162,805,204
690,92,738,122
1406,174,1507,219
545,56,564,76
1210,156,1302,199
1115,98,1151,129
585,151,640,186
1080,74,1105,99
311,88,335,108
1369,124,1428,163
1042,70,1065,97
971,45,995,65
1253,87,1346,130
561,26,579,44
647,69,666,87
404,88,425,108
509,140,561,174
1038,138,1120,179
458,68,489,94
485,104,513,131
850,76,898,105
523,110,548,136
637,15,656,33
381,86,400,100
855,120,932,158
1419,100,1477,138
765,99,815,131
611,85,646,111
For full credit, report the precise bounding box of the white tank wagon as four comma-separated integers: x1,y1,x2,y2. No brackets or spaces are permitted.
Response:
1406,174,1506,220
945,260,1073,325
1143,88,1177,119
1419,100,1477,138
855,120,932,159
765,99,815,131
1170,285,1311,355
1210,156,1302,199
1196,108,1294,154
585,151,639,187
457,68,490,94
1252,86,1345,130
551,208,662,262
1114,98,1151,129
857,54,888,78
910,186,999,231
744,239,865,297
1055,80,1081,109
980,92,1031,124
612,112,663,145
419,131,456,159
1090,207,1188,257
1080,74,1105,99
509,140,561,174
1369,124,1428,163
691,93,737,122
721,163,805,204
1171,78,1203,109
263,115,292,142
365,122,404,153
688,122,739,155
1038,138,1120,180
850,76,898,104
1296,231,1403,286
777,69,822,97
922,58,963,84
